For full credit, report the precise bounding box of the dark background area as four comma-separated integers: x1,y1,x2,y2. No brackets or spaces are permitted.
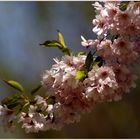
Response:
0,1,140,138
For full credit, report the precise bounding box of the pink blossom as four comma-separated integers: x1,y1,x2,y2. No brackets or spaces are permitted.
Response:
84,66,118,103
96,40,113,59
112,38,138,64
104,2,119,19
92,2,103,14
127,2,140,15
92,15,108,36
133,40,140,54
81,36,99,48
35,95,48,111
0,105,16,131
113,64,137,93
18,105,48,133
42,55,86,95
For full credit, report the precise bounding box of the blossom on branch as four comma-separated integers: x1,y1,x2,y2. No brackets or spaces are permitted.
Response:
0,1,140,133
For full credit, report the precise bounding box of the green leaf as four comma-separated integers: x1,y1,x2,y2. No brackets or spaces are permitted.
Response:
119,1,129,11
1,95,20,109
40,40,71,55
75,71,86,80
85,51,93,72
31,84,42,95
57,30,66,48
61,48,71,55
1,96,12,106
3,80,24,93
40,40,63,48
7,102,20,109
1,94,29,112
40,31,71,56
74,51,86,56
93,56,104,67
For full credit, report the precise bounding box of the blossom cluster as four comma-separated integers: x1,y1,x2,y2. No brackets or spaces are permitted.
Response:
0,1,140,133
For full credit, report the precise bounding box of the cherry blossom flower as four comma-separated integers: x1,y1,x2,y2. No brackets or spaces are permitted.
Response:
96,40,113,59
112,38,138,64
84,66,118,102
0,105,16,131
34,95,48,111
92,15,108,36
92,2,103,14
18,112,47,133
81,36,99,48
113,64,137,93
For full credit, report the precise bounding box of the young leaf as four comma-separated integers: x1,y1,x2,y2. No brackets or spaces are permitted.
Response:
85,51,93,72
75,71,86,80
1,96,12,106
31,84,42,95
61,47,71,55
1,94,28,111
93,56,104,67
7,102,20,109
3,80,24,93
119,1,129,11
40,40,62,48
74,51,86,56
1,95,19,109
40,40,71,55
57,30,66,48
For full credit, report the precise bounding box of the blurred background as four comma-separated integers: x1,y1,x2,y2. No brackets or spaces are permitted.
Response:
0,1,140,138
